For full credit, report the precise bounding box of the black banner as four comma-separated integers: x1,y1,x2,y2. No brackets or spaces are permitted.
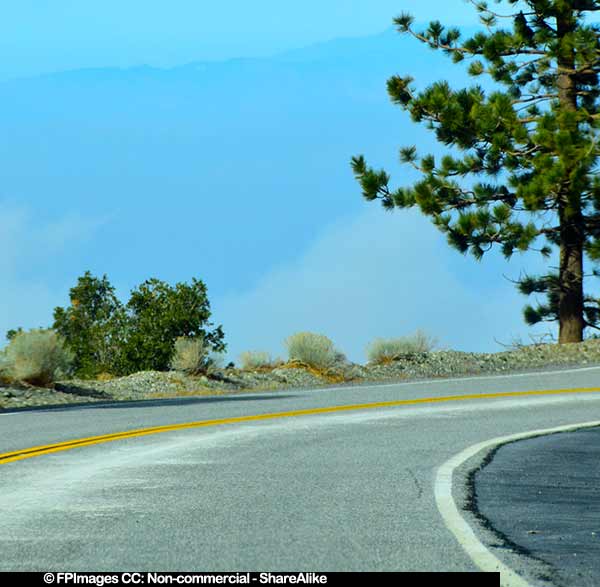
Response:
0,572,500,586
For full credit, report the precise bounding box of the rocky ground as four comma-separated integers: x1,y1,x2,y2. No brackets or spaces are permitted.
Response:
1,339,600,411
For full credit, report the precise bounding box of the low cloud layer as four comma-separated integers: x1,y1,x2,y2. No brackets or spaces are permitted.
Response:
0,201,108,345
214,207,555,364
1,201,558,363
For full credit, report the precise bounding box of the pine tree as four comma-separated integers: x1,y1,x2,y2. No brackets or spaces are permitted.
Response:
352,1,600,343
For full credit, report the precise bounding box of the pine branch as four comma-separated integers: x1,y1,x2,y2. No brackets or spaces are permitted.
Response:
466,0,534,20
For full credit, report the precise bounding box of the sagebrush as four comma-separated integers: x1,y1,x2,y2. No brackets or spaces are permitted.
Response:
366,331,437,364
170,337,210,375
2,329,74,386
284,332,343,369
238,351,281,370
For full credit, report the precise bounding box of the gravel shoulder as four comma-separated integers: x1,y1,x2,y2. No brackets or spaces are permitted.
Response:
1,339,599,411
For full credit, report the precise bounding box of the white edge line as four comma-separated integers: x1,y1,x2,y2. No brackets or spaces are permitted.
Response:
435,420,600,587
323,364,600,393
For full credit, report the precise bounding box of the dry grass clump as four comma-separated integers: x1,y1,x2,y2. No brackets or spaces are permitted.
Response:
1,329,74,386
284,332,344,370
366,330,437,364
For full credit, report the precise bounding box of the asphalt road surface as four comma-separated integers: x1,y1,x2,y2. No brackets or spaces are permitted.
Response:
475,426,600,587
1,366,600,585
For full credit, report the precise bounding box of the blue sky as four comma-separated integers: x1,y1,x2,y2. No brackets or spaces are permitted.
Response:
1,1,559,362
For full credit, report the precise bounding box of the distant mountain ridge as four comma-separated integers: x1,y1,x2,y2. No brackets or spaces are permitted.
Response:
2,26,478,85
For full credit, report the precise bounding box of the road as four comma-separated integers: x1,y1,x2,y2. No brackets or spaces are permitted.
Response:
475,426,600,587
1,366,599,583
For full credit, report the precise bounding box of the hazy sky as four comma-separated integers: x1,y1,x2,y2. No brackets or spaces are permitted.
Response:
0,1,481,79
1,1,562,363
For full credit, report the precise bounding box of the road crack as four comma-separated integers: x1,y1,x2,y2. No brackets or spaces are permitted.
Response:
405,467,423,499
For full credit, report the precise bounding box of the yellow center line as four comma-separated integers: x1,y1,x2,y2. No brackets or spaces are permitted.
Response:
2,386,600,465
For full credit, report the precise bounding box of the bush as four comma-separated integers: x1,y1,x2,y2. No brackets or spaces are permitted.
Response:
366,330,437,364
53,271,127,377
0,349,10,383
238,351,279,370
170,337,210,375
284,332,342,369
2,329,74,386
53,272,226,376
122,278,225,373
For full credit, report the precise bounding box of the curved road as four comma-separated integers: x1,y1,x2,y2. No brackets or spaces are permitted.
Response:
1,366,600,583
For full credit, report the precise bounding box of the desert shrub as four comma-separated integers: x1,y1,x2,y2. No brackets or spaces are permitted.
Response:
0,349,10,382
53,272,226,376
3,329,74,386
170,337,210,375
121,277,225,373
284,332,341,369
238,351,283,370
366,330,437,364
53,271,127,377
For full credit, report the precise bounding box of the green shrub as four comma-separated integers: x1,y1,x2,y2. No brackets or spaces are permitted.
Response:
3,329,74,386
122,277,225,373
170,337,210,375
53,271,127,377
366,330,437,364
53,272,226,376
284,332,342,369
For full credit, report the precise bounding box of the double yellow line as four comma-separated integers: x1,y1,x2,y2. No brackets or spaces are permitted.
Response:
2,386,600,465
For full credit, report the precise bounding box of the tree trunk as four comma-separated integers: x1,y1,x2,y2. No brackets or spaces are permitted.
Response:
556,7,585,344
558,212,585,343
